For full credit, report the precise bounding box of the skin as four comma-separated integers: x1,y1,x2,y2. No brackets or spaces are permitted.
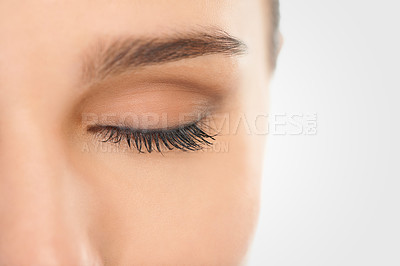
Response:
0,0,273,265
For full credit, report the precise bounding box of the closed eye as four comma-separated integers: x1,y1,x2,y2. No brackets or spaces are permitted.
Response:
87,121,216,153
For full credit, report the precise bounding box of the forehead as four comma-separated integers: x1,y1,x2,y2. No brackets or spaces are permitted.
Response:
1,1,237,36
0,0,269,56
0,0,273,42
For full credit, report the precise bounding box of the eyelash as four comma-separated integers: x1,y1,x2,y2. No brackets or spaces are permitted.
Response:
87,121,216,153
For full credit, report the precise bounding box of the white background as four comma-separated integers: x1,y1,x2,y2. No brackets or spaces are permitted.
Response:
248,0,400,265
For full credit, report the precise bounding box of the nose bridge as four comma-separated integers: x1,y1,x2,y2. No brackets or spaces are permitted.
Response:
0,99,62,184
0,105,90,265
0,5,101,265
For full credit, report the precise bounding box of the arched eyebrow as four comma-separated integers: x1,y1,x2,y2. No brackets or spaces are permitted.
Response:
81,28,247,85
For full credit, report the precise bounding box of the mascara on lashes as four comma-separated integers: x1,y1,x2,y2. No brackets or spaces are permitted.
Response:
87,122,216,153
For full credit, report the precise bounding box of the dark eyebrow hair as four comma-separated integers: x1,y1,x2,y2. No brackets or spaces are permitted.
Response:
81,28,247,85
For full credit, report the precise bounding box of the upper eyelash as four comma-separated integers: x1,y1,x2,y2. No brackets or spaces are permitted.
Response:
87,122,216,153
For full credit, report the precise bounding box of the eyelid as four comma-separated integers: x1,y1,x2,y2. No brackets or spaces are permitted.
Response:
78,85,218,130
87,120,216,153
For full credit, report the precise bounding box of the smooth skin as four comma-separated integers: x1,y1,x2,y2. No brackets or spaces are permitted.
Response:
0,0,273,265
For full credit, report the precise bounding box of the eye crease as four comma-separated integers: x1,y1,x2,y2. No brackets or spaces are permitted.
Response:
87,120,216,153
75,30,242,156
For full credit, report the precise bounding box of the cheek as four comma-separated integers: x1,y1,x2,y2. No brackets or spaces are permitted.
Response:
71,132,261,265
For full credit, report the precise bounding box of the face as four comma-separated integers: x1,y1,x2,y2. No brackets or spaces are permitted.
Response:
0,0,273,265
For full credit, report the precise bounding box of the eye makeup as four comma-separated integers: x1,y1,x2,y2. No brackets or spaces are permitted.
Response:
76,57,236,154
87,119,216,153
80,84,219,153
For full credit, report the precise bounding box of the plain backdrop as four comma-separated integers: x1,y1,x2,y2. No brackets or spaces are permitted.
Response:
247,0,400,265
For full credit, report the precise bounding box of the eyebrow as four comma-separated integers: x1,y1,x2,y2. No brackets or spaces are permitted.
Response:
81,28,247,85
